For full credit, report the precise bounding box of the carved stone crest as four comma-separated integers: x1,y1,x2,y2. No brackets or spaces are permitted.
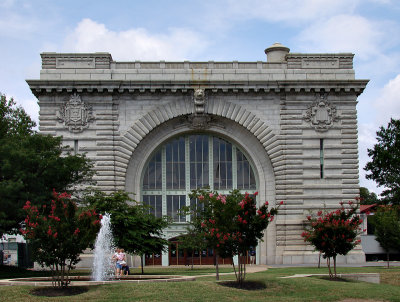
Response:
58,93,94,133
188,114,212,129
304,94,338,132
193,88,206,114
189,88,210,129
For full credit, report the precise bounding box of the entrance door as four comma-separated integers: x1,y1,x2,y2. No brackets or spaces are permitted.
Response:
145,250,162,266
169,241,187,265
168,237,234,266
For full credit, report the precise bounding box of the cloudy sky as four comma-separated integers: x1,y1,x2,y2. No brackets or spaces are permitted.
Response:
1,0,399,195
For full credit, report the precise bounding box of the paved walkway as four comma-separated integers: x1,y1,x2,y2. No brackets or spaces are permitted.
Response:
194,264,269,278
266,261,400,268
1,262,397,286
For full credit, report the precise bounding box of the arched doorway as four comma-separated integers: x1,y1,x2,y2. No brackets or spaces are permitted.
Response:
140,133,258,265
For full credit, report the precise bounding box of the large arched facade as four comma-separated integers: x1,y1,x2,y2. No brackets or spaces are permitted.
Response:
28,43,369,266
125,115,277,265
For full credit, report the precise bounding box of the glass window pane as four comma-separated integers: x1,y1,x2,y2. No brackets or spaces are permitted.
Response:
173,196,179,221
236,149,256,190
167,195,173,218
166,137,185,189
167,195,186,222
166,144,172,161
213,137,232,190
143,151,162,190
190,135,209,189
156,195,162,218
142,134,258,224
180,163,185,189
143,195,162,218
166,162,172,188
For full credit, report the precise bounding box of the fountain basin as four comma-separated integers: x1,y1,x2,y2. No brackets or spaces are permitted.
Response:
0,275,196,286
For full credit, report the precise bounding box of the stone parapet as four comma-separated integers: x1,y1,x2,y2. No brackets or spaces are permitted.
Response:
41,52,113,69
37,51,358,82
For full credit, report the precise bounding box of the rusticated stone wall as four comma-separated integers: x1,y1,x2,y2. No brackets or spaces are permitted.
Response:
27,44,368,265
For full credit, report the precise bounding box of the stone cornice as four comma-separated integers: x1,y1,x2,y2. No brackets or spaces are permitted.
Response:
26,79,369,96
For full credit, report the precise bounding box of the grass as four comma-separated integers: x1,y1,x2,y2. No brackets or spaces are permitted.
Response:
1,265,400,301
0,266,91,279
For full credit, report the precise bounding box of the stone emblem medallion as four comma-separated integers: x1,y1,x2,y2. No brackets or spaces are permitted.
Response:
58,93,94,133
304,94,339,132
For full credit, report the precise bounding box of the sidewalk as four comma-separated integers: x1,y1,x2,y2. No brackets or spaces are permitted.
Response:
266,261,400,268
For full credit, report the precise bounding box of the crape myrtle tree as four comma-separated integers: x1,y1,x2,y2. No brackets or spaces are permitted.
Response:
0,93,93,237
372,206,400,268
301,200,363,279
83,191,171,274
20,190,101,287
365,118,400,204
189,188,282,285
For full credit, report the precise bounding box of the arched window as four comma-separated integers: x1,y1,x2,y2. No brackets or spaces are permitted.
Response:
142,134,257,222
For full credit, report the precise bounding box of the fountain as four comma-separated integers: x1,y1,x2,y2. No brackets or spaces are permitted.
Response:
1,213,197,286
91,213,115,281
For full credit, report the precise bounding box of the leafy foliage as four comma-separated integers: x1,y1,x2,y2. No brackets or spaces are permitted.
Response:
372,206,400,267
359,187,379,205
83,191,170,274
302,201,363,278
20,191,101,287
0,93,35,139
188,188,282,284
178,226,207,269
0,94,93,237
364,118,400,204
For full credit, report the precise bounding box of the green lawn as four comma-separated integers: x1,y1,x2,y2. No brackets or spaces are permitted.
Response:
1,266,400,301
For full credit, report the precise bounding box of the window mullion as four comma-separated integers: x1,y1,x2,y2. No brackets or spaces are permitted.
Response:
209,136,213,191
162,145,166,216
232,146,237,189
185,136,190,222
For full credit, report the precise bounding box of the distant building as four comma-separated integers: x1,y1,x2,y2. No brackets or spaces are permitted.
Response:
1,234,28,267
360,204,400,261
27,43,368,265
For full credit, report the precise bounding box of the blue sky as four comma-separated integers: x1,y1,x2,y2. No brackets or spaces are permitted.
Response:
1,0,400,195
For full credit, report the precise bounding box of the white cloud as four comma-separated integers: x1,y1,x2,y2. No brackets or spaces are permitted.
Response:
0,12,40,38
358,123,384,195
0,0,16,8
63,19,208,61
295,15,389,60
224,0,360,24
374,74,400,124
358,74,400,195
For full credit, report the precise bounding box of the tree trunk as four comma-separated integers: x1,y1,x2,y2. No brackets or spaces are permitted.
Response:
215,253,220,281
318,252,321,268
242,253,247,282
140,255,144,275
386,252,390,268
238,254,245,286
327,257,333,279
333,255,337,278
232,257,237,281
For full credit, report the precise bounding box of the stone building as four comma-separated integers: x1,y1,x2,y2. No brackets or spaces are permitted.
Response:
27,43,368,266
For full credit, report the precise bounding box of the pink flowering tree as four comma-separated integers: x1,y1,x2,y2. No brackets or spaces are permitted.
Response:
189,188,282,285
20,190,101,287
301,200,363,279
